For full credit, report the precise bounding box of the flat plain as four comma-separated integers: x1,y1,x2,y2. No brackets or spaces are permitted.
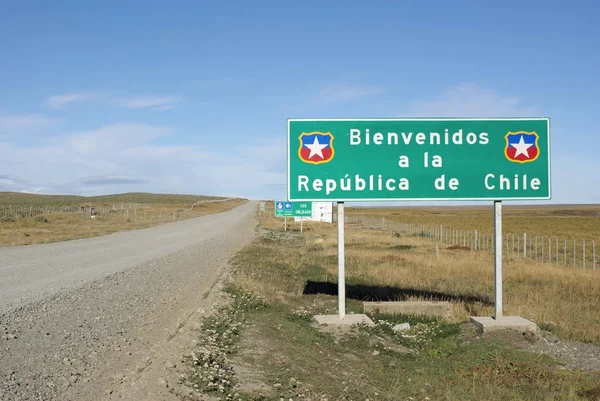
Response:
183,202,600,400
256,203,600,344
0,200,257,401
3,196,600,400
0,192,246,247
346,203,600,241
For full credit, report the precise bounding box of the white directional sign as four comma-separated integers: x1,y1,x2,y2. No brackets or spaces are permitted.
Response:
294,201,333,223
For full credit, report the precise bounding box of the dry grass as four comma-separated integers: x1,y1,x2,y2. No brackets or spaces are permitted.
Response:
0,198,246,247
222,211,600,400
257,213,600,344
347,204,600,242
0,191,225,206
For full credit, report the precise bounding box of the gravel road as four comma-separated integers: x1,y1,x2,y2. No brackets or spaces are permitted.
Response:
0,201,257,400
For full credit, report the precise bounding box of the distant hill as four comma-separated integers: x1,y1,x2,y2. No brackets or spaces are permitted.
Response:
0,192,231,206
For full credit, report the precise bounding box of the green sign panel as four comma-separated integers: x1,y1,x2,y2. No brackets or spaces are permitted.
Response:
287,118,551,202
274,201,313,217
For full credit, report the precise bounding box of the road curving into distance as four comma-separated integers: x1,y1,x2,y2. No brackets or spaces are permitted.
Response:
0,200,257,401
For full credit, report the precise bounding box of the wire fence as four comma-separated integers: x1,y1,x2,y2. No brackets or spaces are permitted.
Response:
0,198,236,222
338,215,597,271
0,203,151,219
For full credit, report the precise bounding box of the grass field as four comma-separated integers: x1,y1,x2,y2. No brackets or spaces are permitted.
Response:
184,203,600,400
254,207,600,344
346,204,600,242
0,192,246,247
0,191,225,206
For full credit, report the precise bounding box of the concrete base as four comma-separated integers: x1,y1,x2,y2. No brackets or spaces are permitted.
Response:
313,314,375,327
363,301,451,320
470,316,539,335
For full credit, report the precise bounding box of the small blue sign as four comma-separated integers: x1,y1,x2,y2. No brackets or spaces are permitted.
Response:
274,200,313,218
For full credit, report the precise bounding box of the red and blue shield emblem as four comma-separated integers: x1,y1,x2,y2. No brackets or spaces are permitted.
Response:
504,131,540,164
298,132,334,165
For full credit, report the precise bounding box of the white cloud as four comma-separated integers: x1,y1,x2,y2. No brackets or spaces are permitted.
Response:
120,96,182,110
279,81,386,114
403,82,538,117
0,112,59,130
80,176,148,186
0,123,284,199
55,123,172,153
318,82,385,103
46,92,103,109
45,92,183,111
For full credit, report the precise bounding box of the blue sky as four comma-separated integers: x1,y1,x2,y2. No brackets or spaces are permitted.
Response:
0,0,599,204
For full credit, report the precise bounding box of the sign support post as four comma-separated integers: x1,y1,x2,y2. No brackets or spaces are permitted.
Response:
274,201,313,232
337,202,345,319
287,118,550,330
494,200,503,319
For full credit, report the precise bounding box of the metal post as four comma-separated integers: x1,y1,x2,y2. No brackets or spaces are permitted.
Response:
284,217,287,231
593,241,596,271
512,235,515,258
494,201,503,319
337,202,346,320
542,237,544,262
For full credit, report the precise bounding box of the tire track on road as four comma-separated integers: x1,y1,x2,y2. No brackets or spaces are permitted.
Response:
0,201,256,401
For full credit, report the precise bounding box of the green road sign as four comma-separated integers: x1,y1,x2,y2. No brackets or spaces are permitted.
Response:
287,118,551,202
274,201,313,217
